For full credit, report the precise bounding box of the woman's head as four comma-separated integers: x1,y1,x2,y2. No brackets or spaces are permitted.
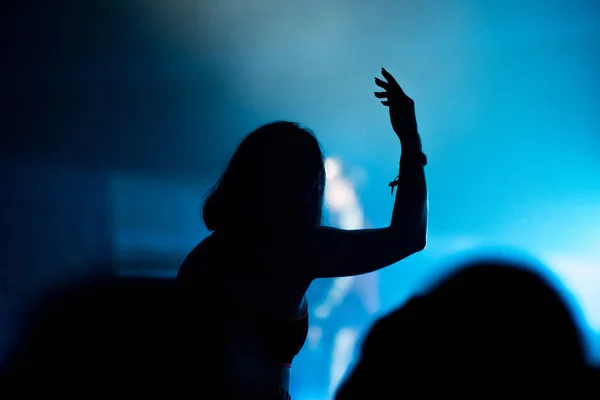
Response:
203,121,326,232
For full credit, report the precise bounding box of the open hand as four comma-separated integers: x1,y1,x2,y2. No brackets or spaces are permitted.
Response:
375,68,421,150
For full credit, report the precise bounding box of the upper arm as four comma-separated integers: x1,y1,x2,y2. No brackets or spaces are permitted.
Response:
300,226,425,279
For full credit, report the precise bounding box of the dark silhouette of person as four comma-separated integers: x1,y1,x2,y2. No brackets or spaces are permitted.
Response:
336,258,594,399
2,276,197,397
1,275,265,399
176,68,428,398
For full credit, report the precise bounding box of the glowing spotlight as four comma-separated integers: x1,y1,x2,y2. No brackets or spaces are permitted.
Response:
339,209,363,230
307,326,323,349
314,304,331,319
325,179,357,211
329,327,359,397
325,157,341,181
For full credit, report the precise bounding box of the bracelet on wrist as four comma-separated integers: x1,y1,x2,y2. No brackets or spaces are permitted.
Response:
388,151,427,195
400,151,427,166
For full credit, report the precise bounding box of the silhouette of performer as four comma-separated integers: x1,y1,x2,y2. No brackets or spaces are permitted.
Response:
176,68,428,399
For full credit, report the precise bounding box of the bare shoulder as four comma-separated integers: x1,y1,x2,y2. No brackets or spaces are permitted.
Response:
177,235,216,281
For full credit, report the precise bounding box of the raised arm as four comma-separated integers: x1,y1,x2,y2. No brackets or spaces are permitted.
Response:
307,68,428,279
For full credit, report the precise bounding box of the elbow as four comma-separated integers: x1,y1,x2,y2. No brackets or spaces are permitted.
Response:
411,229,427,253
413,218,428,252
412,237,426,253
389,224,426,255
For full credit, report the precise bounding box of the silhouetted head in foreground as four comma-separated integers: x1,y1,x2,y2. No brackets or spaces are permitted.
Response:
203,121,326,232
2,277,217,396
337,258,592,398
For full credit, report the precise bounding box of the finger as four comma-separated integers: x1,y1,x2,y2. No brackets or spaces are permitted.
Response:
381,68,405,95
374,77,389,90
381,100,389,106
380,68,398,85
374,91,387,99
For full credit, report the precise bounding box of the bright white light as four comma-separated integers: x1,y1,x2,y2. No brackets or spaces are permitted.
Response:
319,158,365,317
339,209,363,230
325,157,341,181
318,157,371,398
325,179,357,211
329,328,359,397
314,304,331,319
334,277,355,290
307,326,323,349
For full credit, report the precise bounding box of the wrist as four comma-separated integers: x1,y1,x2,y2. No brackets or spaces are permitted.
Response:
400,150,427,166
401,142,422,154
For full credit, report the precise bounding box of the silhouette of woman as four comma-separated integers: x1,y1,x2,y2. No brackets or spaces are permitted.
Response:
176,68,428,399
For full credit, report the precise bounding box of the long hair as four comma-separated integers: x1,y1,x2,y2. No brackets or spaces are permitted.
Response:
202,121,326,232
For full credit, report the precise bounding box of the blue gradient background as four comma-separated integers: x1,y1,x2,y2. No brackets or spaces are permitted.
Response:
1,1,599,399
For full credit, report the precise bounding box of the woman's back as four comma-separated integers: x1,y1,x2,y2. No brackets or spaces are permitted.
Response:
178,231,310,317
177,231,311,396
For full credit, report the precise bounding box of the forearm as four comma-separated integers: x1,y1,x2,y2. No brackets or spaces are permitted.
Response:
389,144,428,247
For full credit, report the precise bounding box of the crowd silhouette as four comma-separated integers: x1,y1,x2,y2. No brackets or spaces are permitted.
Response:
4,260,599,398
2,67,598,400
